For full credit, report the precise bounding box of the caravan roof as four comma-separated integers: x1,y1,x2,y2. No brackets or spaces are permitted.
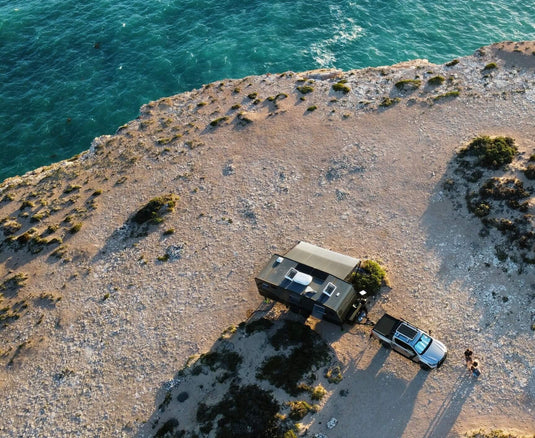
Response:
284,241,360,281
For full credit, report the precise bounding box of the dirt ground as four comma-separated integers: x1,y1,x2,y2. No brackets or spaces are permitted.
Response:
1,41,534,437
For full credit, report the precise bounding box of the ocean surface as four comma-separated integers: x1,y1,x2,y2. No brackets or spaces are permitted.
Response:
1,1,534,182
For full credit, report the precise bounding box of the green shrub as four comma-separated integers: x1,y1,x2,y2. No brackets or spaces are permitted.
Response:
467,429,527,438
445,59,459,67
69,222,82,234
332,82,350,93
132,194,178,225
267,93,288,102
433,90,460,101
247,92,258,99
379,97,400,107
210,116,229,127
287,401,315,420
196,384,284,438
325,365,343,384
1,272,28,291
1,219,21,235
30,212,46,223
466,169,483,182
19,200,35,210
63,184,81,194
310,384,327,400
473,202,491,217
306,105,317,112
394,79,421,91
1,193,16,203
484,62,498,70
296,85,314,94
14,228,38,244
458,136,518,169
524,164,535,179
428,75,445,86
351,260,387,296
478,178,529,200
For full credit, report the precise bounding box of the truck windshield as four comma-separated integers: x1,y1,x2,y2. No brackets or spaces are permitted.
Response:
414,333,431,354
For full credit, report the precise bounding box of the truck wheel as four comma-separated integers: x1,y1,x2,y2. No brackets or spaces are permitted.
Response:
420,363,431,371
381,341,391,349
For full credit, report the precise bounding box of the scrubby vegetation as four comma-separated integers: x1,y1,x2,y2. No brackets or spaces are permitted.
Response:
449,135,535,265
458,136,517,169
325,365,343,384
379,97,400,107
332,81,350,94
428,75,445,86
210,116,229,127
524,164,535,180
350,260,387,296
296,85,314,94
478,178,529,201
140,314,343,437
267,93,288,102
287,400,316,420
69,222,82,234
394,79,421,91
483,62,498,71
1,272,28,292
257,321,331,395
131,194,178,225
467,430,529,438
310,384,327,400
433,90,460,101
196,384,287,438
154,418,180,438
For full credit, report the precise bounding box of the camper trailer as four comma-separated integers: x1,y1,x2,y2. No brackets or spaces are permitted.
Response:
255,242,366,325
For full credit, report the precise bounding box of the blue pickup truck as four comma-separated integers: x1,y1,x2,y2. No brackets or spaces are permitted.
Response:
371,313,448,370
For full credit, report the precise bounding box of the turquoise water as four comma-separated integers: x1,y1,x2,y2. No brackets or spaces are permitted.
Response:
1,1,534,181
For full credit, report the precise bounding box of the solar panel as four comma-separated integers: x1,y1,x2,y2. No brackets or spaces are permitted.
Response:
323,282,336,297
397,323,418,340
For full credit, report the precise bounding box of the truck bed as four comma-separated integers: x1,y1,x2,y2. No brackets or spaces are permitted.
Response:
372,313,401,338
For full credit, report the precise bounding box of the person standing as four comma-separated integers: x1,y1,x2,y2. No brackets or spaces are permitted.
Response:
464,348,473,368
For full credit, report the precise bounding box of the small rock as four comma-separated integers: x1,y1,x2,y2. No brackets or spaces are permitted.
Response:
177,392,189,402
327,418,338,429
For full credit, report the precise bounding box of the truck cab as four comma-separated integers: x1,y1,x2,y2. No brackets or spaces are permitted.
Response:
371,313,447,370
